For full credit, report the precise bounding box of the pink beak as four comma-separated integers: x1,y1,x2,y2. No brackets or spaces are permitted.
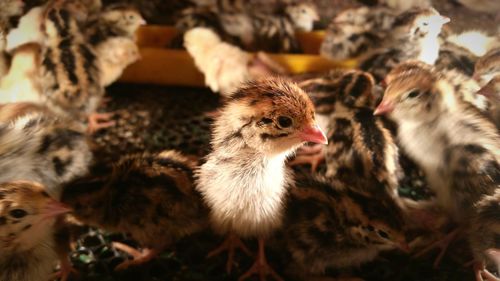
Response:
139,18,147,25
299,124,328,145
398,241,410,253
476,86,493,98
43,199,72,217
440,16,450,24
374,100,395,115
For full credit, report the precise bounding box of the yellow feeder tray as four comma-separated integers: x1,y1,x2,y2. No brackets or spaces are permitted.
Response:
120,25,356,86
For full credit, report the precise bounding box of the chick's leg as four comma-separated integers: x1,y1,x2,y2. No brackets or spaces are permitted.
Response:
207,232,253,273
112,242,159,271
413,228,461,268
87,112,116,134
238,238,284,281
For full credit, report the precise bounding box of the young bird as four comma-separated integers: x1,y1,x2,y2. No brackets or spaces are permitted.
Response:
375,63,500,280
0,43,42,104
0,103,92,199
283,174,408,280
0,181,71,281
196,77,328,280
84,3,145,46
359,7,449,81
61,150,208,270
39,4,111,133
474,47,500,86
469,190,500,281
477,75,500,128
95,37,141,87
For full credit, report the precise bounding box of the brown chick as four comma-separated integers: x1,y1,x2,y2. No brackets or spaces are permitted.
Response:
477,75,500,128
0,102,93,199
95,36,140,87
61,150,208,270
0,180,71,281
39,3,111,133
196,77,328,280
375,62,500,280
283,174,409,280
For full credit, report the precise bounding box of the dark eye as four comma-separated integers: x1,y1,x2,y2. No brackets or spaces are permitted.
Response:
377,230,389,239
406,90,420,99
9,209,27,219
277,116,293,128
422,22,428,26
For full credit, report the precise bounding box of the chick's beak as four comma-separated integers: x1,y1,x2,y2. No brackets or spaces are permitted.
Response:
374,100,395,115
44,200,72,217
299,124,328,145
139,18,147,25
476,85,493,97
398,240,410,253
440,16,450,24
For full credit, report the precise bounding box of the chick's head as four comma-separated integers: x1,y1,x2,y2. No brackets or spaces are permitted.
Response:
217,77,327,155
286,2,319,32
0,181,70,251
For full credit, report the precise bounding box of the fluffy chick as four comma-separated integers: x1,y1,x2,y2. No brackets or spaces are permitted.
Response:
95,37,140,87
359,7,449,81
375,63,500,279
0,180,71,281
196,77,327,279
0,103,92,199
39,5,110,133
477,75,500,128
0,43,43,104
85,3,145,46
284,175,408,280
61,150,208,270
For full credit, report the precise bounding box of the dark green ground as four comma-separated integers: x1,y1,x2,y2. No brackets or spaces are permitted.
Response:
63,83,481,281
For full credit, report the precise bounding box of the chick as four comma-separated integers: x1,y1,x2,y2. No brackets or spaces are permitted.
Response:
474,47,500,86
5,6,44,53
196,77,328,280
0,180,71,281
0,43,42,104
284,174,408,280
0,103,92,199
61,150,208,270
477,75,500,128
375,62,500,279
95,37,140,87
184,27,252,96
39,4,111,133
320,6,397,60
359,7,449,81
84,3,145,46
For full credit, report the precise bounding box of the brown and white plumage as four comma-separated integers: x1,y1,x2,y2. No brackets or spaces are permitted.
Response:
0,180,71,281
0,103,92,199
196,77,327,279
375,62,500,279
96,37,140,87
284,174,408,279
61,150,207,270
477,75,500,128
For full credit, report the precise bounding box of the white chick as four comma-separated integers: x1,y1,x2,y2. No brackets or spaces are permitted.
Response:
184,27,252,96
0,43,42,104
95,37,141,87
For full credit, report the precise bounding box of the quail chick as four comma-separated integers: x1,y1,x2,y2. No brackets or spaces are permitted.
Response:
320,6,397,60
5,6,44,52
283,174,409,280
39,4,111,133
0,180,71,281
0,103,92,199
95,36,140,87
0,43,43,104
61,150,208,270
375,62,500,279
474,47,500,86
359,7,449,82
84,3,145,46
196,77,328,280
477,75,500,128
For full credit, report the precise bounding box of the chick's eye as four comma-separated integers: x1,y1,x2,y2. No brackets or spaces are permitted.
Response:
9,209,27,219
377,230,389,239
406,90,420,99
422,22,429,26
277,116,293,128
